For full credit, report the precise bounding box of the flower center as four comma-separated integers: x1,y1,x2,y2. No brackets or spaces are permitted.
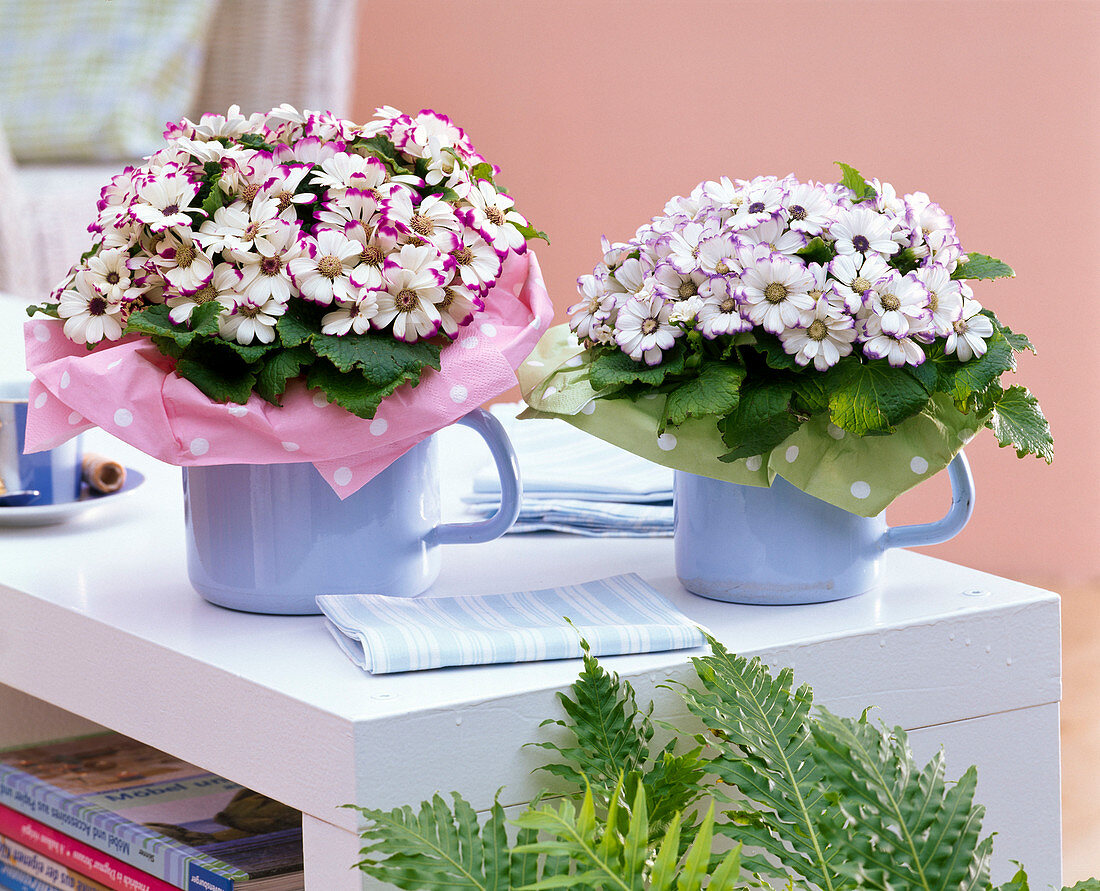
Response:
395,288,419,312
641,318,658,335
361,244,384,266
789,204,807,220
807,319,828,341
484,206,505,226
720,297,736,313
452,246,474,266
410,213,434,236
677,280,697,299
87,297,108,316
241,183,260,202
852,234,871,253
952,319,968,334
440,287,456,310
243,222,260,240
175,243,197,268
318,255,342,280
764,282,788,304
748,201,766,214
192,284,218,304
238,304,261,319
715,260,730,275
260,256,283,276
161,203,180,217
879,292,901,312
105,271,121,285
277,190,295,212
928,290,939,311
587,295,602,313
852,276,872,294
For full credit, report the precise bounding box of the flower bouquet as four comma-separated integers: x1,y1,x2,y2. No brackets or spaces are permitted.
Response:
521,163,1051,516
22,104,552,494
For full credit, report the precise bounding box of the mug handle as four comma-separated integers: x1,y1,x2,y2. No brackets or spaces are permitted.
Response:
882,451,975,550
431,408,522,545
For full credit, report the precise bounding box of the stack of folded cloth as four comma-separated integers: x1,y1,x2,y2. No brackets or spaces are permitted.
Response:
465,405,674,536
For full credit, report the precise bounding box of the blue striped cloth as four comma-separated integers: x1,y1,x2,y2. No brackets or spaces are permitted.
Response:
316,574,705,674
467,405,674,536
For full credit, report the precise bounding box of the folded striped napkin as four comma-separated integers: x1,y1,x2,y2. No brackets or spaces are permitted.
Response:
466,405,674,536
316,573,705,674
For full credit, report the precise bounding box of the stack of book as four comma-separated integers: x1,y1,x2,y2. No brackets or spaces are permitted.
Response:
0,733,304,891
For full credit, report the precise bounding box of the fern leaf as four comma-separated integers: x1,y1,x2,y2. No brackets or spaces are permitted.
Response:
351,793,514,890
678,636,840,890
810,710,993,891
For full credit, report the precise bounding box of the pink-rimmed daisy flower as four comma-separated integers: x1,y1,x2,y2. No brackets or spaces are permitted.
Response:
218,296,286,345
256,165,317,221
288,228,364,305
58,273,124,344
234,222,306,306
459,180,528,255
321,293,381,336
372,243,448,342
867,270,930,337
614,291,681,366
84,247,140,302
442,227,501,296
130,173,201,232
945,297,995,362
738,254,816,335
166,262,241,325
830,206,900,256
198,198,285,256
780,296,857,371
437,281,481,338
151,228,214,294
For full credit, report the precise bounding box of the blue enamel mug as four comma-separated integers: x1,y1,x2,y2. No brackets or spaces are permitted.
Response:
183,408,522,614
0,379,83,506
674,452,974,605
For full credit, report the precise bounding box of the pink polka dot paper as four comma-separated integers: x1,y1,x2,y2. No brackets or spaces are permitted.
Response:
24,252,553,498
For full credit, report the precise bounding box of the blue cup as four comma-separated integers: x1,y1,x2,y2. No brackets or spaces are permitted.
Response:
674,452,975,605
183,408,523,614
0,380,83,506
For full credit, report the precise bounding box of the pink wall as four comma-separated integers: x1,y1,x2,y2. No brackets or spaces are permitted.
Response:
353,0,1099,584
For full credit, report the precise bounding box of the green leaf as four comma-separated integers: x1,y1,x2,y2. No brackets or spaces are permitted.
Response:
236,132,277,153
993,863,1031,891
678,637,839,891
254,345,313,405
660,361,745,430
811,710,991,891
989,385,1054,462
890,246,921,276
310,329,442,386
350,792,513,891
1062,881,1100,891
202,185,228,217
835,161,878,203
275,300,322,348
717,379,800,461
791,374,833,417
470,163,496,181
126,302,220,349
998,320,1036,354
26,301,60,319
940,330,1014,405
510,220,550,245
795,236,834,265
951,253,1015,280
826,359,933,436
174,343,258,405
588,344,686,392
306,360,400,420
748,332,803,372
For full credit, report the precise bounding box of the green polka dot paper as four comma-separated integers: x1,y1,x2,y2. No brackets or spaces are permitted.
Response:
519,325,988,517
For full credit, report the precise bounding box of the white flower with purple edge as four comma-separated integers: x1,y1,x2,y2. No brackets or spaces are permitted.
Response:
738,254,816,335
287,228,363,305
945,297,995,362
614,292,681,366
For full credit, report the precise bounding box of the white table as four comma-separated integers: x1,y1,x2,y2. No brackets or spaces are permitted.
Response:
0,426,1062,890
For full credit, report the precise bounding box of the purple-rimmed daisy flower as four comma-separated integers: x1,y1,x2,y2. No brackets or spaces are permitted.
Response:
614,291,681,366
738,254,816,334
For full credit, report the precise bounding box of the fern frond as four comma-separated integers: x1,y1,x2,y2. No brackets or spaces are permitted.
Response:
678,636,840,890
810,710,991,891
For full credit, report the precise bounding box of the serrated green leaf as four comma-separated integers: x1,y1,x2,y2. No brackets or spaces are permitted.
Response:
940,330,1014,405
660,361,745,430
795,236,834,265
989,385,1054,462
311,329,442,385
998,321,1036,354
254,345,314,405
588,344,686,392
275,301,322,348
510,220,550,245
126,302,220,349
717,379,800,460
202,185,227,217
174,343,258,405
306,360,400,420
236,132,277,153
791,374,833,417
826,359,933,436
835,161,877,203
1062,880,1100,891
951,253,1015,280
748,332,803,372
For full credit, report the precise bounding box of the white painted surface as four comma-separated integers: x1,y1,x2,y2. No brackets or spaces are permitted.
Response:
0,426,1061,887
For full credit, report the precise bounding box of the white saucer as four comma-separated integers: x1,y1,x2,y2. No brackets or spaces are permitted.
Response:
0,469,145,527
